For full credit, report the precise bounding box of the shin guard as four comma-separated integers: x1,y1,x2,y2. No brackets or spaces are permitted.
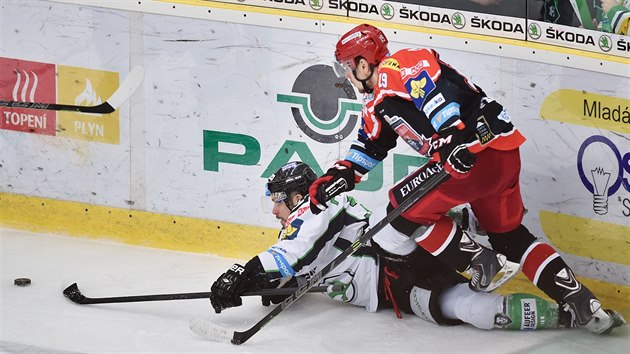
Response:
495,293,559,330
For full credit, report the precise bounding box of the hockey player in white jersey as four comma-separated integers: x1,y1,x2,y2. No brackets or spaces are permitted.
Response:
210,161,570,331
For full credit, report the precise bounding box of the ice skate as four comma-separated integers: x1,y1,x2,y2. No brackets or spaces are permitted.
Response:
585,308,627,335
466,247,519,292
559,282,627,334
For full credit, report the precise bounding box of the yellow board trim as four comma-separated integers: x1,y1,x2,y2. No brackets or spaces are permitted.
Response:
0,192,277,260
540,210,630,266
2,192,628,318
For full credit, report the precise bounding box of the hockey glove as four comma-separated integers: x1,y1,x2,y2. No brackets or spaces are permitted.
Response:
308,160,357,214
210,263,249,314
431,123,476,179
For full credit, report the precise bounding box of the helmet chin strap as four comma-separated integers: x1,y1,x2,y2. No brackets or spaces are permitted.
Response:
353,64,376,94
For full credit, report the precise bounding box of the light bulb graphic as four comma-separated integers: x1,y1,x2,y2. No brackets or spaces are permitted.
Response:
577,135,623,216
590,167,611,215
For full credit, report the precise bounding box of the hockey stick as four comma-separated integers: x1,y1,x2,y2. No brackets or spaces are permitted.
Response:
63,282,332,305
569,0,596,30
0,66,144,114
191,165,450,345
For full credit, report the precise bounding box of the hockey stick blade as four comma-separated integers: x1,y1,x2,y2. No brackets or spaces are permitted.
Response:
207,166,450,345
62,282,332,305
63,283,88,304
0,66,144,114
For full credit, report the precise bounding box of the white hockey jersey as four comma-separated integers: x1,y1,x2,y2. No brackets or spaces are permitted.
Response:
256,195,380,312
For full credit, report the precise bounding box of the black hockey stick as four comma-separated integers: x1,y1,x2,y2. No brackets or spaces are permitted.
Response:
63,282,332,305
191,164,450,345
0,66,144,114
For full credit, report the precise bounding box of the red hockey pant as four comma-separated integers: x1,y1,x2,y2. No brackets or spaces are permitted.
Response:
393,147,524,234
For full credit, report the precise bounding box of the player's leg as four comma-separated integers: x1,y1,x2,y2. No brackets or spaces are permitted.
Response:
487,227,626,334
387,153,519,292
472,151,625,334
378,248,559,331
438,283,561,330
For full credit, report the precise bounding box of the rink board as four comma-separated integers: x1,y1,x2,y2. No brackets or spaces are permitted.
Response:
0,0,628,319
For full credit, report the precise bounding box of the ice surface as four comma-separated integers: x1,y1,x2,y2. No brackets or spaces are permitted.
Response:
1,228,628,353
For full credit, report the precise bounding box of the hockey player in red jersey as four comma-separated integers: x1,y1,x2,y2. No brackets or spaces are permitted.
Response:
308,23,625,335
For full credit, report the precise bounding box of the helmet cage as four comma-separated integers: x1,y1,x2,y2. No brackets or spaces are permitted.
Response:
266,189,288,203
332,60,350,79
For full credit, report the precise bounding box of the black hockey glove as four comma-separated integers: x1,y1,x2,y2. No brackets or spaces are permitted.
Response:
210,263,249,314
309,160,357,214
431,123,476,179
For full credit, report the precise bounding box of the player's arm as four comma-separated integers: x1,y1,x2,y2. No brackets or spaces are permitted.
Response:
209,256,273,314
210,205,338,312
420,53,479,178
308,113,397,214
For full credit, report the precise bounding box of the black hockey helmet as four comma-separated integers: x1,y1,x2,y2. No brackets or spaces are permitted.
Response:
266,161,317,205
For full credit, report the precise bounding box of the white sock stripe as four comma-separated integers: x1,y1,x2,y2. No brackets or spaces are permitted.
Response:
521,241,563,285
520,241,541,265
414,223,436,243
531,251,560,286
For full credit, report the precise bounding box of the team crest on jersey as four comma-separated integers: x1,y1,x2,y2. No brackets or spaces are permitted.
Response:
281,219,303,240
404,70,436,110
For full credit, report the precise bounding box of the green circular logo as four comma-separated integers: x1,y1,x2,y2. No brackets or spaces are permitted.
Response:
598,34,613,52
381,3,395,20
277,65,362,144
452,12,466,29
309,0,323,11
528,23,542,40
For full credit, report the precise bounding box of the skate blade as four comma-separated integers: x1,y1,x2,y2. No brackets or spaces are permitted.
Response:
483,258,520,292
590,309,627,335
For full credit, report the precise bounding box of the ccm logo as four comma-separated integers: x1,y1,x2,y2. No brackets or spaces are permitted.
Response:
431,135,453,150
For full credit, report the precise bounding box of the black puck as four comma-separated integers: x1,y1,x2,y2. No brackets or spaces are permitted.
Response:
14,278,31,286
